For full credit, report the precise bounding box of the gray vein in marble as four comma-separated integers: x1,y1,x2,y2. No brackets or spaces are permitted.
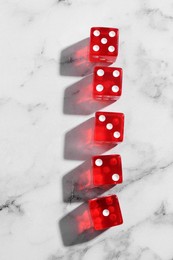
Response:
0,198,23,215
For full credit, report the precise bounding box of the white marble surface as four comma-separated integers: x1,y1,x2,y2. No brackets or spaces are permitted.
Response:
0,0,173,259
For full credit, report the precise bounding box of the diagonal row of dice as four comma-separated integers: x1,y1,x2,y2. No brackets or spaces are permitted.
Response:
74,27,124,231
87,27,124,231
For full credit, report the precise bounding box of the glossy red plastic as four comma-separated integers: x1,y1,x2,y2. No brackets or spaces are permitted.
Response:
93,66,123,101
94,111,124,143
89,27,119,63
92,154,123,186
89,195,123,230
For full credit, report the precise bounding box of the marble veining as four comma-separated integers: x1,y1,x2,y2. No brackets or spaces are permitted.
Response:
0,0,173,259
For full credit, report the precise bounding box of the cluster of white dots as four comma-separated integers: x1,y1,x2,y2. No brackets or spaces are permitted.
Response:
95,158,120,182
96,69,120,93
97,69,120,77
98,114,120,139
93,29,116,53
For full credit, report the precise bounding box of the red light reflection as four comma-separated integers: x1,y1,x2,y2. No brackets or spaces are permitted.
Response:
77,168,92,191
76,209,93,233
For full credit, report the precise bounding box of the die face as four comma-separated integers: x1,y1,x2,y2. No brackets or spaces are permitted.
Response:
93,66,122,101
94,112,124,144
89,27,119,62
92,155,123,186
89,195,123,230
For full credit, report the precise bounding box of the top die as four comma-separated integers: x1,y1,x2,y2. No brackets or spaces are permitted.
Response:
89,27,119,63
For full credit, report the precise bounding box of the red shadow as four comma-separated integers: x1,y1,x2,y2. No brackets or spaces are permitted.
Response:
63,75,114,115
62,159,115,202
59,38,111,77
59,202,106,246
64,118,116,161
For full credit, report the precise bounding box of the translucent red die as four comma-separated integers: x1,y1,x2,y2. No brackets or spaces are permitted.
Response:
89,27,119,63
92,154,123,186
94,111,125,143
89,195,123,230
93,66,123,101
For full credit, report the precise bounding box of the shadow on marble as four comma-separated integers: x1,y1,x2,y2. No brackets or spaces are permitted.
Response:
59,38,110,77
59,202,106,246
62,159,114,202
63,75,113,115
64,117,116,161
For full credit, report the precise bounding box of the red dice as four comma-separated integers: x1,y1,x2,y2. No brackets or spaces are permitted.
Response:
94,111,124,143
89,195,123,230
93,66,122,101
92,154,122,186
89,27,119,63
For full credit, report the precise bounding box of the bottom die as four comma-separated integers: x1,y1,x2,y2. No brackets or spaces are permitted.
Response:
89,195,123,230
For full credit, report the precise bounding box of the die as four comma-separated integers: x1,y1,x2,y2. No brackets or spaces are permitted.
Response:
92,154,123,186
94,111,124,143
89,195,123,230
93,66,123,101
89,27,119,63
